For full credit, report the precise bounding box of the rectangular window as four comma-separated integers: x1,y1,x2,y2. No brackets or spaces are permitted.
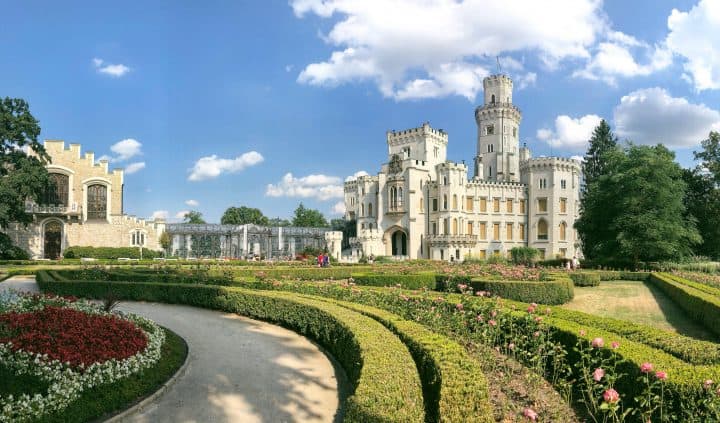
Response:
467,222,473,235
479,198,487,212
506,223,513,240
455,249,460,260
433,199,438,211
432,222,437,235
402,147,411,158
519,223,525,240
559,248,567,258
494,250,501,257
519,199,526,213
560,198,567,213
479,222,487,239
479,250,487,259
561,179,567,189
538,249,546,260
538,198,548,213
466,196,474,211
493,198,500,213
506,199,513,213
493,223,500,241
486,125,494,135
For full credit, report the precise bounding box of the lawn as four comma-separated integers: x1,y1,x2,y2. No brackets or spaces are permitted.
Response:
562,280,717,342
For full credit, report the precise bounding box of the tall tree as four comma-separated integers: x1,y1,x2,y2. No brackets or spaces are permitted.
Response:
682,168,720,259
221,206,269,225
0,98,50,259
268,217,291,227
611,145,700,264
694,131,720,187
291,203,328,227
582,119,619,186
183,210,206,224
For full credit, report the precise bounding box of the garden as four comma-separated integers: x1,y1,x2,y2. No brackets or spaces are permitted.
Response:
0,259,718,422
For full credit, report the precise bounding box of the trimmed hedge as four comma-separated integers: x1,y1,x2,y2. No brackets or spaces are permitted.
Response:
232,267,374,281
351,273,437,289
35,277,426,422
51,268,234,286
307,297,493,423
569,272,600,287
63,246,162,260
469,277,574,305
649,273,720,339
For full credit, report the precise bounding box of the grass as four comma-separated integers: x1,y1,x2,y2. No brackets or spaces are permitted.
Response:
36,327,187,423
0,363,50,398
562,280,717,342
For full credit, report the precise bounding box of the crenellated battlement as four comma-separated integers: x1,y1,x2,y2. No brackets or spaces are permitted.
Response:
520,156,582,172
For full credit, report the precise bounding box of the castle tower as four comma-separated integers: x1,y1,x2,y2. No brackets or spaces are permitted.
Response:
474,75,522,182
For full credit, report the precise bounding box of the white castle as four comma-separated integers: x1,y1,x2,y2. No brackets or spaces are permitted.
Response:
344,74,582,261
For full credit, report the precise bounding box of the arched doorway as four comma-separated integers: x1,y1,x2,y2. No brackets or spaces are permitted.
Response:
44,220,62,259
391,231,407,256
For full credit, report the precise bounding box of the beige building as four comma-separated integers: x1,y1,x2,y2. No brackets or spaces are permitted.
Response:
345,74,582,261
4,140,165,259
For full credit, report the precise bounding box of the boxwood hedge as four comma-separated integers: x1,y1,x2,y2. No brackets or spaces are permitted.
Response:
648,273,720,339
469,277,574,305
350,273,437,289
35,276,426,422
569,272,600,287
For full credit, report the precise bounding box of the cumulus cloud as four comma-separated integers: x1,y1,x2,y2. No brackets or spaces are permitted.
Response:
150,210,169,220
613,87,720,147
124,162,146,174
266,173,344,201
92,58,131,77
666,0,720,91
331,201,346,215
188,151,264,181
291,0,606,100
536,114,603,151
345,170,369,182
573,38,672,85
175,210,190,219
185,199,199,207
100,138,142,163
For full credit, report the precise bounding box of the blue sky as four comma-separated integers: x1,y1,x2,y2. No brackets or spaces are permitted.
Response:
2,0,719,223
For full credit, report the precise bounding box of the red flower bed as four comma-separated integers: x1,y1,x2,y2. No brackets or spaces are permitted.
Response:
0,306,147,368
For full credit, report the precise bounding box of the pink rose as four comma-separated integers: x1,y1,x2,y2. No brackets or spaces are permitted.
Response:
456,303,464,311
579,329,587,337
527,306,536,313
593,368,605,382
533,331,540,338
591,337,604,348
655,371,667,380
523,407,538,421
603,388,620,404
611,341,620,349
488,319,497,327
705,379,714,389
640,362,653,373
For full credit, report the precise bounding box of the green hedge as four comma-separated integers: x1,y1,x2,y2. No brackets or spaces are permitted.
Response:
307,297,493,423
569,272,600,287
35,277,426,422
63,246,162,259
231,267,374,281
351,273,437,289
469,277,574,305
648,273,720,339
51,268,234,286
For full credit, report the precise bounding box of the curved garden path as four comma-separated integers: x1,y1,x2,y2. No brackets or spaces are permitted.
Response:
0,276,344,423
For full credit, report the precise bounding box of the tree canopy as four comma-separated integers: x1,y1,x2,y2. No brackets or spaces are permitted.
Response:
582,119,618,186
291,203,328,227
183,210,206,224
221,206,269,226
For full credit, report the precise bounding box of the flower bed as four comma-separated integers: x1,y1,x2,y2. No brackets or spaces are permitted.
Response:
0,293,164,422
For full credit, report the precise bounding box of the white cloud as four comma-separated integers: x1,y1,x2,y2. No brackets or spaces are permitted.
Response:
150,210,169,220
613,87,720,147
175,210,190,219
573,36,672,85
185,199,199,207
188,151,264,181
266,173,344,201
537,114,603,151
101,138,142,163
292,0,606,100
124,162,146,174
515,72,537,90
666,0,720,91
92,57,131,77
331,201,346,215
345,170,369,182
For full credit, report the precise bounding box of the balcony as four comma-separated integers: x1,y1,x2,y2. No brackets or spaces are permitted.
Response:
25,202,81,215
426,234,478,246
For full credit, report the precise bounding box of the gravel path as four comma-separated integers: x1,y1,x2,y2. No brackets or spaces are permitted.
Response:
1,276,343,423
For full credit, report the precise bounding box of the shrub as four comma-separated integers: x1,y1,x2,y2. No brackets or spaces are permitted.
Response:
35,278,426,422
648,273,720,338
570,273,600,287
63,246,161,260
469,277,574,305
510,247,540,266
351,273,437,289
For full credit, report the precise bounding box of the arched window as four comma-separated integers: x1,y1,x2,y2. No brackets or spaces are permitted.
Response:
368,203,373,217
87,184,107,220
559,222,567,241
452,218,458,235
44,173,69,206
452,195,457,210
361,203,365,217
538,219,548,240
443,195,448,210
398,188,403,206
443,218,449,234
491,94,495,103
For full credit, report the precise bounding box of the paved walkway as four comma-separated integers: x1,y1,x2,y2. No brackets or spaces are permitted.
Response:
1,276,343,423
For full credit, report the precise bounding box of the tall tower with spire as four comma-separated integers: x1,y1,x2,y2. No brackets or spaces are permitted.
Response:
473,74,523,182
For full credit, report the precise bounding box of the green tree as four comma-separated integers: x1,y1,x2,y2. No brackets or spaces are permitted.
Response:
695,131,720,186
268,217,291,227
220,206,269,225
0,98,50,258
682,168,720,259
183,210,206,224
291,203,328,227
582,119,619,186
610,145,700,264
159,231,171,251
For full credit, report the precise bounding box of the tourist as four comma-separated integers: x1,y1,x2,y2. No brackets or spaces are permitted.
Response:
317,253,323,268
572,255,579,270
323,253,330,267
565,259,571,271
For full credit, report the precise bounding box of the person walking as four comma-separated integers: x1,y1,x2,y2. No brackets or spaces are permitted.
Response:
323,253,330,267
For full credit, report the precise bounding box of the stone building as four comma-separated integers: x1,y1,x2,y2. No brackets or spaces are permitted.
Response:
4,140,165,259
344,74,582,261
